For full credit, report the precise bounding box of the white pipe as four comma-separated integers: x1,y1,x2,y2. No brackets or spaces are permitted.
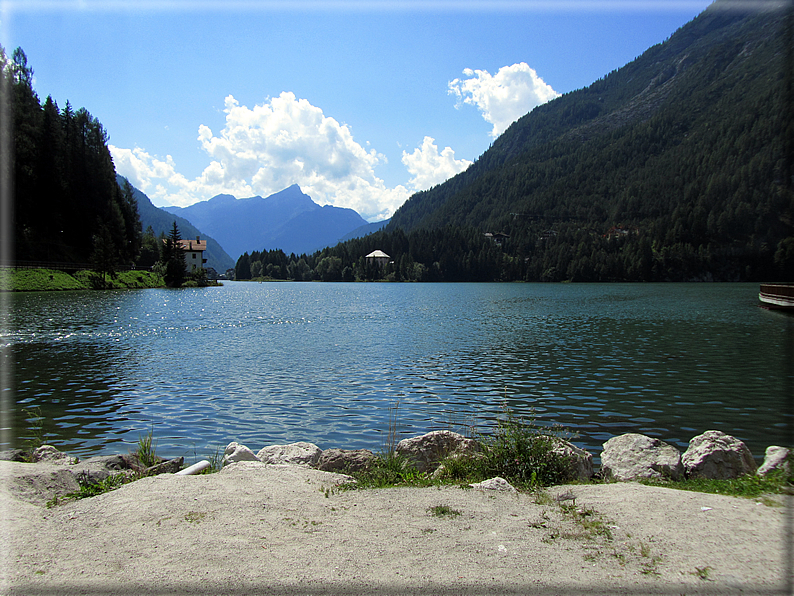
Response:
175,459,211,475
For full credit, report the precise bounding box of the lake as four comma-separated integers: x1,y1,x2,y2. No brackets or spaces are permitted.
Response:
2,282,791,465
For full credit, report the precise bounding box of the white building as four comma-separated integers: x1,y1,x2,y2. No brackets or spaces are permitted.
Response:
365,250,391,267
178,237,207,272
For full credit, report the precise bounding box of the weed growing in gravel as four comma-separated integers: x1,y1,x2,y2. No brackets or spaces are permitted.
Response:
428,504,461,517
692,565,713,581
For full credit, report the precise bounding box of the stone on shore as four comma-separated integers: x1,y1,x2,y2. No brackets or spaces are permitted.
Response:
601,433,683,481
143,456,184,476
72,455,129,483
223,442,260,466
548,436,594,482
757,445,790,477
316,448,375,473
395,430,480,473
470,477,517,492
681,430,757,479
32,445,78,465
257,442,322,466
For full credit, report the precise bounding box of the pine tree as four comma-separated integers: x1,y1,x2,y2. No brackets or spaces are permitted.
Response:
162,221,186,287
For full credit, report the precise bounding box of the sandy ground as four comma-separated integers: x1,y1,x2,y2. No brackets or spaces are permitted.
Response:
0,460,790,595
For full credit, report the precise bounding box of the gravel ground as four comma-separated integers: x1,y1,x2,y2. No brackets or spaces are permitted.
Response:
1,460,790,595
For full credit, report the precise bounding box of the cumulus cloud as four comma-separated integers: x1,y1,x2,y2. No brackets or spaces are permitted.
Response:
401,136,472,191
112,92,412,221
449,62,560,138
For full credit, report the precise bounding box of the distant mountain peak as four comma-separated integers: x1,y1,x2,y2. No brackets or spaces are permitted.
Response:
161,185,368,259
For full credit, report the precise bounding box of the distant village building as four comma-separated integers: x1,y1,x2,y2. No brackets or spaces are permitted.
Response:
179,236,207,272
603,226,639,240
484,232,509,246
365,250,391,267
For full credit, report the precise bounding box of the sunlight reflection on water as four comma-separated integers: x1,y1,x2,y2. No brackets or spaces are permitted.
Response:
5,282,790,463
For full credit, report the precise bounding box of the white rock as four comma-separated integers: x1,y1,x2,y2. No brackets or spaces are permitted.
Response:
395,430,480,473
757,445,790,477
222,442,260,466
32,445,78,465
600,433,683,481
257,442,322,466
682,430,757,480
469,477,517,492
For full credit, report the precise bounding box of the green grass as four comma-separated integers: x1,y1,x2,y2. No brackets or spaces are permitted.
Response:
351,451,434,489
136,427,159,469
640,468,791,501
0,267,165,292
21,407,45,457
47,472,129,507
1,268,88,291
349,406,578,491
73,269,165,289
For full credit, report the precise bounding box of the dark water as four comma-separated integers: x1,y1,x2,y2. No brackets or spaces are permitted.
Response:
2,282,791,464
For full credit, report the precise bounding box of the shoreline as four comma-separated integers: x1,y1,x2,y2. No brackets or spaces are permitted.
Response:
1,459,789,595
0,267,223,292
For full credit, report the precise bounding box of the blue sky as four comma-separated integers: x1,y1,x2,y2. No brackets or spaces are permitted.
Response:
3,1,715,221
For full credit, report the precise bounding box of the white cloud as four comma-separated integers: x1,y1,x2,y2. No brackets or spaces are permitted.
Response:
449,62,560,137
401,136,472,191
112,92,412,221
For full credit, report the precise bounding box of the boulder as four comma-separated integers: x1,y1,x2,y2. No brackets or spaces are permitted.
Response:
143,456,184,476
316,448,376,473
222,442,260,466
395,430,481,473
682,430,757,479
257,442,322,467
469,477,516,492
548,437,594,482
600,433,683,481
757,446,790,477
71,455,129,483
32,445,78,465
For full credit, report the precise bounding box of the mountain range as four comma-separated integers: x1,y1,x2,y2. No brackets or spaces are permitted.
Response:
164,185,382,260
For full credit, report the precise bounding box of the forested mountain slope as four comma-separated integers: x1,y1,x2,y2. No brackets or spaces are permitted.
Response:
382,1,793,281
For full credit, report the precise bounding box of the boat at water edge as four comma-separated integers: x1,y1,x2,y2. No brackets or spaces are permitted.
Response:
759,284,794,310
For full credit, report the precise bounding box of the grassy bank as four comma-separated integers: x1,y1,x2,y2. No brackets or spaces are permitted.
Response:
0,268,166,291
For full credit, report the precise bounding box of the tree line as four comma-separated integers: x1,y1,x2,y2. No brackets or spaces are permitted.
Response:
7,47,142,274
5,46,213,288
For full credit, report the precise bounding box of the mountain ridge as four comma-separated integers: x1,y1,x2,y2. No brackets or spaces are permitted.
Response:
164,185,370,259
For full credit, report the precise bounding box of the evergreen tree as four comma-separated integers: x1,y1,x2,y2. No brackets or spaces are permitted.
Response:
162,221,186,287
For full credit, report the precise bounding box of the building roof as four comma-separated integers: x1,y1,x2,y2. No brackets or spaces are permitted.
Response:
365,250,391,259
177,238,207,252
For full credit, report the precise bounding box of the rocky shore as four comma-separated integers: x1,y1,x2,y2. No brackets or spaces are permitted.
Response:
0,429,790,595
